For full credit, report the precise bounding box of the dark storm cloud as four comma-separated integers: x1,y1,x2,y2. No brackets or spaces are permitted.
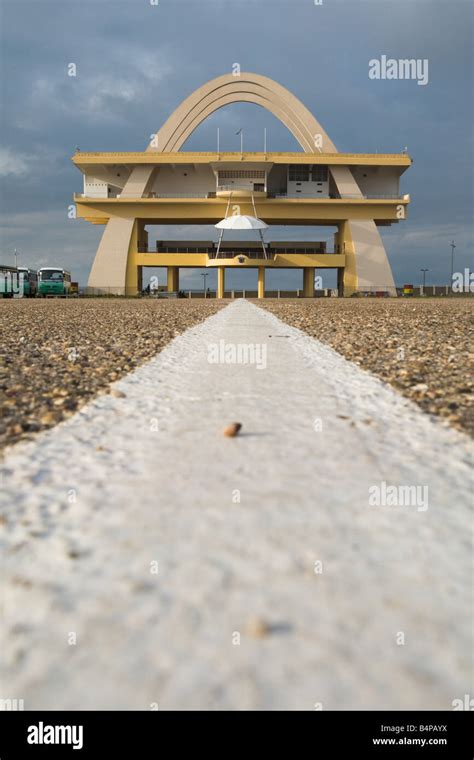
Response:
0,0,472,286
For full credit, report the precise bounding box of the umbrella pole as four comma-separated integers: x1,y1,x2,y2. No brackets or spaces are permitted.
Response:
216,193,232,259
216,229,225,259
259,229,267,259
252,193,267,259
251,193,258,218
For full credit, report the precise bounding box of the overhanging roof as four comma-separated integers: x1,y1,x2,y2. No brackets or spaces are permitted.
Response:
72,151,412,169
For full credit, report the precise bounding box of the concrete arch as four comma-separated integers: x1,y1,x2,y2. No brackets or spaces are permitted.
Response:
148,73,337,153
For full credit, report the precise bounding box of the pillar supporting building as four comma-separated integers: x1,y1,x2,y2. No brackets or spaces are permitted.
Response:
217,267,225,299
167,266,179,293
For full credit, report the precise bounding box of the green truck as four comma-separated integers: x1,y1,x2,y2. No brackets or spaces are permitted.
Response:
37,268,72,296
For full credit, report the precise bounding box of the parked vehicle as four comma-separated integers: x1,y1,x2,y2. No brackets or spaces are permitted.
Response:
37,268,72,296
0,265,19,298
17,267,38,297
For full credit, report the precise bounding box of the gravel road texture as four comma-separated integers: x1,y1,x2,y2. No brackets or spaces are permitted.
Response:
1,297,472,451
0,299,222,451
259,298,474,436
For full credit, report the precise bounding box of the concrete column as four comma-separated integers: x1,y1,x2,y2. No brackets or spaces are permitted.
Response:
125,219,141,297
167,267,179,292
217,267,225,299
137,221,148,253
258,267,265,299
303,268,315,298
337,221,346,255
339,220,357,297
337,268,344,297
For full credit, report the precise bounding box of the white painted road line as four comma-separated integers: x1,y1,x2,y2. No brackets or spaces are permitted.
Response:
1,300,472,710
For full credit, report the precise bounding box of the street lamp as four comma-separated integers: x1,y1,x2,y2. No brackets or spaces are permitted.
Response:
201,272,209,298
420,268,428,292
13,249,18,269
450,240,456,290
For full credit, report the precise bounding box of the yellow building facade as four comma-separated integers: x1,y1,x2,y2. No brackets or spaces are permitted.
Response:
73,73,411,297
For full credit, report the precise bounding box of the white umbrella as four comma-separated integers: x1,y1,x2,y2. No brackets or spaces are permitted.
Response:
215,214,268,230
214,196,269,260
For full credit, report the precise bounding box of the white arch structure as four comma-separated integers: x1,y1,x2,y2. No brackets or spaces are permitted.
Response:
87,73,397,294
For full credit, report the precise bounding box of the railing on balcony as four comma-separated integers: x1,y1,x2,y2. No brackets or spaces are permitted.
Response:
76,192,211,199
153,246,214,253
271,192,406,200
77,191,407,201
144,192,210,198
268,246,327,254
137,245,333,257
337,193,408,200
217,184,266,193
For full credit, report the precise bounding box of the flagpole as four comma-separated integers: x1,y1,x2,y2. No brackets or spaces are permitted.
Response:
217,127,220,153
236,128,243,154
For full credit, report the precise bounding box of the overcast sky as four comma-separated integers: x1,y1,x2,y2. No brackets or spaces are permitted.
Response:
0,0,472,290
